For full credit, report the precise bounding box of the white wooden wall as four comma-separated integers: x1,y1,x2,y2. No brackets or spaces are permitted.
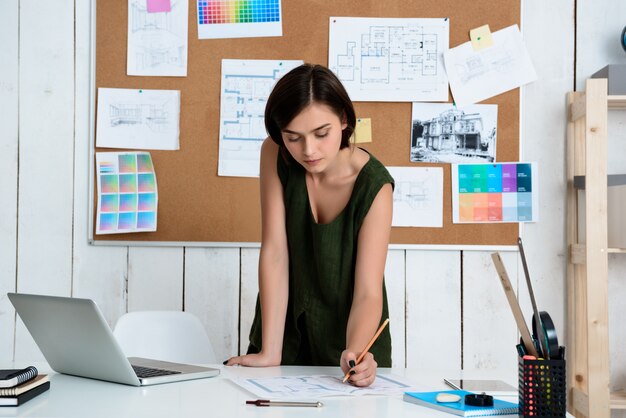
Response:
575,2,626,408
4,0,625,395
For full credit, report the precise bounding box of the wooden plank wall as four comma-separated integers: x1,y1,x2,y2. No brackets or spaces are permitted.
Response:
13,0,626,391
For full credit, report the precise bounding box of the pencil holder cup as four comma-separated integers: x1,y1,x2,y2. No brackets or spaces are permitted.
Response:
518,350,566,418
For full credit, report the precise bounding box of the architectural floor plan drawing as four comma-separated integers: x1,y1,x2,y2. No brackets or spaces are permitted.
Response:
329,17,449,102
218,59,303,177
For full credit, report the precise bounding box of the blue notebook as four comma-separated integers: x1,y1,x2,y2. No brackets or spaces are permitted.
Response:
403,390,518,417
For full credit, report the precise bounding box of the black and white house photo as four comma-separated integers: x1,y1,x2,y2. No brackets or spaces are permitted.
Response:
410,103,498,163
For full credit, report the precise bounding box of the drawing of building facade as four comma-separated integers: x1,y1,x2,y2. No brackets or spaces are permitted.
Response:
411,108,495,162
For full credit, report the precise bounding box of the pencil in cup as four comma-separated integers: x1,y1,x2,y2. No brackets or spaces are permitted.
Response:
342,318,390,383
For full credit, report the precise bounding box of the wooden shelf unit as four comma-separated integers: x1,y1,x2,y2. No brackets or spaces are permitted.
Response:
567,78,625,418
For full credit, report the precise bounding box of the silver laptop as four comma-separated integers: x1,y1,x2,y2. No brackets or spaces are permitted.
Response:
8,293,220,386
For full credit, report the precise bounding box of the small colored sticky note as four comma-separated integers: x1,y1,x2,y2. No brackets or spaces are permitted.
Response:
354,118,372,143
147,0,171,13
469,24,494,51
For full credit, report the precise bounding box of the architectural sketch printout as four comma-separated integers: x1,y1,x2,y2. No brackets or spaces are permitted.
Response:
388,167,444,228
197,0,282,39
328,17,449,102
232,374,416,399
451,162,539,223
96,88,180,150
127,0,188,76
443,25,537,108
218,59,303,177
96,152,158,235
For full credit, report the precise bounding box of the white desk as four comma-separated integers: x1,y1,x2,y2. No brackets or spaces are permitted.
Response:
0,365,518,417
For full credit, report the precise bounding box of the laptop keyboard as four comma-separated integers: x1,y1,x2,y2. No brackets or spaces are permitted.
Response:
132,365,182,378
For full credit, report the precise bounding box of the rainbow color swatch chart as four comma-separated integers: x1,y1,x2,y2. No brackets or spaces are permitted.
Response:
96,152,158,234
197,0,282,39
451,162,538,223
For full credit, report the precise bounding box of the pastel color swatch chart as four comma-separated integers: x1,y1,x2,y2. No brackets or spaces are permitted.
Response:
197,0,282,39
96,152,158,234
451,162,538,223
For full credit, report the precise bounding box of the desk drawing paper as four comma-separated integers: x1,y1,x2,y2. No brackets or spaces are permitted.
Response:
96,88,180,150
232,374,416,399
127,0,188,76
218,59,303,177
388,167,443,228
197,0,282,39
329,17,449,102
443,25,537,107
451,162,538,223
96,152,158,234
411,103,497,164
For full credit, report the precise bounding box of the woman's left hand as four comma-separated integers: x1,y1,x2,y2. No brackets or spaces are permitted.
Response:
340,350,377,387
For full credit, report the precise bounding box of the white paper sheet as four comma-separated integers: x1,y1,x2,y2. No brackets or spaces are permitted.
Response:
443,25,537,108
96,88,180,150
96,152,158,235
218,59,303,177
231,374,417,399
388,167,444,228
328,17,449,102
127,0,188,77
196,0,282,39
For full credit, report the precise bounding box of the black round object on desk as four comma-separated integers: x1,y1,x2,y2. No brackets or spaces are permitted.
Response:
465,393,494,407
622,26,626,52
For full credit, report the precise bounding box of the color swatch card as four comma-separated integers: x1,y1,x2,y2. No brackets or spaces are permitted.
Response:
197,0,282,39
452,162,538,223
96,152,158,234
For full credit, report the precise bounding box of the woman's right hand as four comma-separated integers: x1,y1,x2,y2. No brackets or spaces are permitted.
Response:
223,351,281,367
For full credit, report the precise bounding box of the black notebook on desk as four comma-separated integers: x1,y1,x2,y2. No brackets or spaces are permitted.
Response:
0,366,38,388
0,381,50,407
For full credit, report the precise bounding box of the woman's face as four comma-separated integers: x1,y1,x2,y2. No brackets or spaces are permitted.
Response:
280,102,347,174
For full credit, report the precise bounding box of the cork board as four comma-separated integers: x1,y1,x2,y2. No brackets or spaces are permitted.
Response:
93,0,520,245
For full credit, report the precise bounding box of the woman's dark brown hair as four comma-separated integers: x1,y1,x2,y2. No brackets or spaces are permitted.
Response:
264,64,356,150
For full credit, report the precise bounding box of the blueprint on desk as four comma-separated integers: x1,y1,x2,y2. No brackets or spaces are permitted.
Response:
232,374,420,399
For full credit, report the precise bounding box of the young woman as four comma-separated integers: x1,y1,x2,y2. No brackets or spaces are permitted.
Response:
225,64,394,387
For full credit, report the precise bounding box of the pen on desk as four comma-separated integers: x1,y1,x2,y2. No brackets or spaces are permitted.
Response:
342,318,390,383
246,400,323,407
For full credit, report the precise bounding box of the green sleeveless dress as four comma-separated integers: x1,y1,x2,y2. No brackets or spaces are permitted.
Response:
247,149,394,367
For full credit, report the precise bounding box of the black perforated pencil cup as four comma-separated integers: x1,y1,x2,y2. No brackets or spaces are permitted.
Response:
518,350,566,418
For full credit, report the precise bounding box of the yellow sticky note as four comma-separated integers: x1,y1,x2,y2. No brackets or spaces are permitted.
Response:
469,24,494,51
353,118,372,143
